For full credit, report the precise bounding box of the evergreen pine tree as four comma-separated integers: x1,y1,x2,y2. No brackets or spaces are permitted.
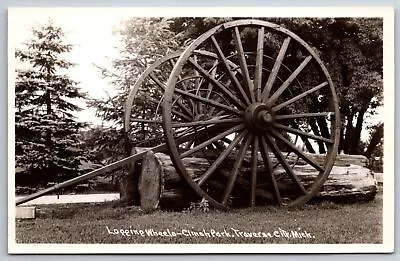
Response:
15,21,87,186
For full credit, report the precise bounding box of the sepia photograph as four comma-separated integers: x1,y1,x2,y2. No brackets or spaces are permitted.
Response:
8,7,394,254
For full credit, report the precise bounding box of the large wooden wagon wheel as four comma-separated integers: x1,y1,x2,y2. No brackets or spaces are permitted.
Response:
124,49,240,150
16,50,234,206
124,50,227,147
163,19,341,209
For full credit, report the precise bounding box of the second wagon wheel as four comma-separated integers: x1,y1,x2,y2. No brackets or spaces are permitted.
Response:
124,50,234,148
163,19,341,209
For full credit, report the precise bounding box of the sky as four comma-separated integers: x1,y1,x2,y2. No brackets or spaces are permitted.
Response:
10,9,134,125
9,8,384,141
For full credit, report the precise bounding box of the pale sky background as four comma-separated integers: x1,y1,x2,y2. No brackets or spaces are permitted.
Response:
10,9,134,125
9,8,383,141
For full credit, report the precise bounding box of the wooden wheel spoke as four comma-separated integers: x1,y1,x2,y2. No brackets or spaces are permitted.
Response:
275,112,333,120
222,133,253,205
188,57,246,109
172,97,195,120
172,124,230,148
168,58,186,85
250,136,259,207
208,71,238,116
197,129,248,186
273,123,333,144
180,124,245,158
233,27,255,102
269,129,325,172
171,110,193,122
198,60,219,114
130,118,162,124
135,93,162,108
148,72,194,118
173,125,200,138
173,88,243,116
261,37,291,102
263,134,307,195
160,20,341,210
174,68,196,112
172,117,243,128
205,60,220,100
171,127,209,147
139,94,191,122
148,72,166,91
259,136,282,205
192,55,201,115
268,55,313,105
272,82,328,112
208,96,224,116
184,140,195,150
254,27,264,101
168,58,176,70
210,36,251,106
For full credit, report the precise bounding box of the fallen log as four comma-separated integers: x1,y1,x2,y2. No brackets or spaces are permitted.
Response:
119,147,149,206
138,151,378,211
138,151,204,211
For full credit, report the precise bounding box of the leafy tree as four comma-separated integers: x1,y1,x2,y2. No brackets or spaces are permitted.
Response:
168,17,383,156
274,18,383,155
84,17,383,204
91,17,383,161
89,18,180,159
364,122,384,172
15,21,87,187
86,18,182,205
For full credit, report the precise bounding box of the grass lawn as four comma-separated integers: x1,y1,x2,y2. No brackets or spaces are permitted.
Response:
15,189,383,244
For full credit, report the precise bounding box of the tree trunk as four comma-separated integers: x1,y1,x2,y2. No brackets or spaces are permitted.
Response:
350,109,366,155
316,116,330,139
291,121,315,153
343,111,354,154
123,129,132,157
339,126,345,154
138,151,377,211
364,123,384,158
309,118,325,153
45,69,53,178
45,90,52,146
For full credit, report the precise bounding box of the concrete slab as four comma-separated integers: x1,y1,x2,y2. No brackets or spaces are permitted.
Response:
16,206,36,219
374,172,383,184
15,193,120,206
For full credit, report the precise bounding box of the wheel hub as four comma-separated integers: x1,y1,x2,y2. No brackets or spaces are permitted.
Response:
244,103,275,133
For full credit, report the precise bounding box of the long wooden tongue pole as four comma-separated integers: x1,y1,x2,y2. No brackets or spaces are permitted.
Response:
15,123,223,206
15,145,164,206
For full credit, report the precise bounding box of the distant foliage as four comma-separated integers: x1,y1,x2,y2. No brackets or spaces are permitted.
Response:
168,18,384,156
15,21,88,186
364,123,383,172
273,18,383,155
81,126,129,164
88,18,180,160
88,17,383,163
